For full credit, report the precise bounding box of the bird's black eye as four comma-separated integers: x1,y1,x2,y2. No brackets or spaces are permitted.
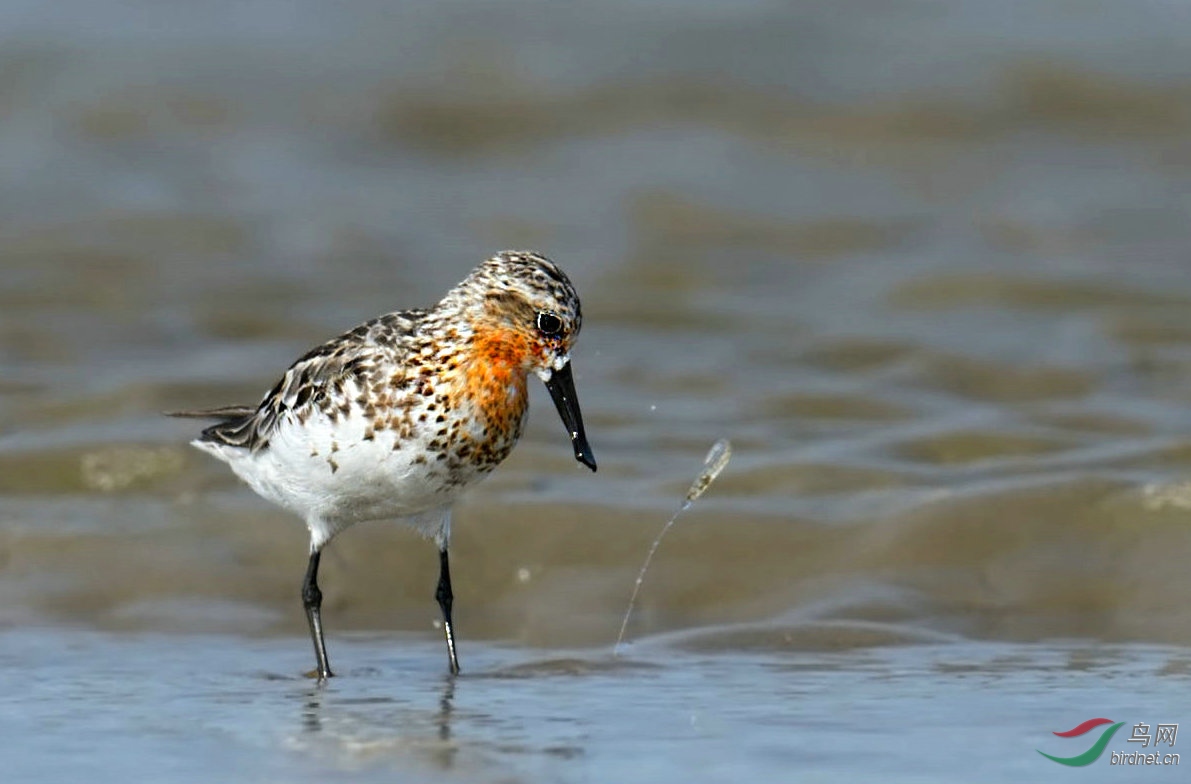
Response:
536,311,563,336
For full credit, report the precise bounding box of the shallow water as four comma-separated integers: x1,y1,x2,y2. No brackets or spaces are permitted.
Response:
3,0,1191,780
2,627,1187,784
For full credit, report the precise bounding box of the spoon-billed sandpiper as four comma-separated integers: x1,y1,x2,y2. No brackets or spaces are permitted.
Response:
171,251,596,679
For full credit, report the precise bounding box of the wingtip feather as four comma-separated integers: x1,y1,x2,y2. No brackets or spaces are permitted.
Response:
165,406,256,420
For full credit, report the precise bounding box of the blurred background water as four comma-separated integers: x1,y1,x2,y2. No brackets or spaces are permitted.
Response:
2,1,1191,782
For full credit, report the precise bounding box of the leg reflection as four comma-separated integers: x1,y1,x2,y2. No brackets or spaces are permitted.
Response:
434,674,458,769
293,671,460,770
301,686,323,734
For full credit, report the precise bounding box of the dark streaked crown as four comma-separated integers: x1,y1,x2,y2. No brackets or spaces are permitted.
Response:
452,250,583,338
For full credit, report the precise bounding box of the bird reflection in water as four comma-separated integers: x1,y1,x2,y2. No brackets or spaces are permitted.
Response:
297,674,459,770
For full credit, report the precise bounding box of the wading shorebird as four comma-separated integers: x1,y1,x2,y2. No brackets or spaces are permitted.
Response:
170,251,596,680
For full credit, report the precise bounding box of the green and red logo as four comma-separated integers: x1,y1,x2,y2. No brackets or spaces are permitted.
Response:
1038,718,1125,767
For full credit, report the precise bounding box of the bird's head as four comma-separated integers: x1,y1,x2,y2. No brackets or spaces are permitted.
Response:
455,251,596,472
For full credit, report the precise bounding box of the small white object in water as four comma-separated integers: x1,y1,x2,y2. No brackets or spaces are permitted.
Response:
1142,481,1191,511
614,438,732,654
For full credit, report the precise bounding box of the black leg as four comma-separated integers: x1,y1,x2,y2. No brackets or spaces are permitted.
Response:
302,549,333,681
435,547,460,675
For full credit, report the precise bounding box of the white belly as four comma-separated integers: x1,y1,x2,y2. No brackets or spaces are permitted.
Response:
193,408,492,547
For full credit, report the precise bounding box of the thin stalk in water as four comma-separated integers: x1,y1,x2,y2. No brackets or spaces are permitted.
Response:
614,439,732,654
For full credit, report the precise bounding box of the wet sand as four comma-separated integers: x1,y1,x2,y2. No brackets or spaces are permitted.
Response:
1,627,1187,784
2,0,1191,780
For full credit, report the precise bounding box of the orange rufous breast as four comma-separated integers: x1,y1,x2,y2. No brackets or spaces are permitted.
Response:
456,326,532,434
